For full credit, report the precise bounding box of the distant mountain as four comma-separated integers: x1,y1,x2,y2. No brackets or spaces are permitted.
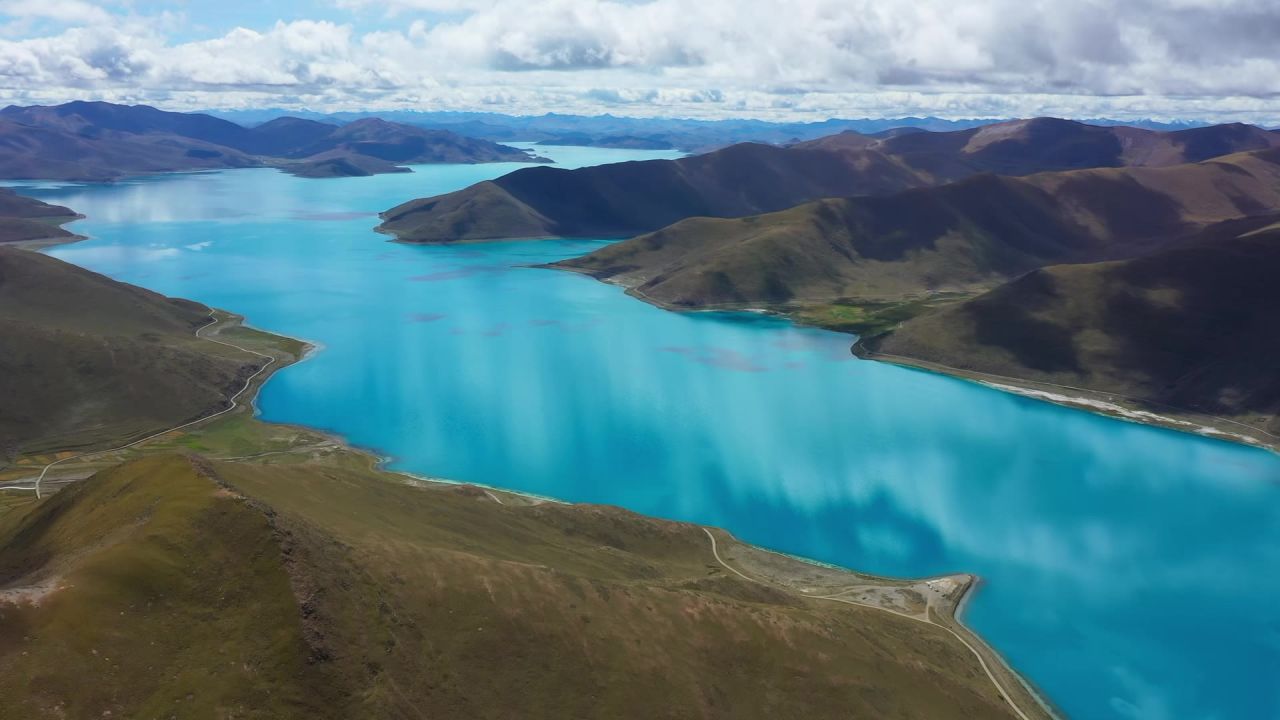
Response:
379,119,1280,244
275,118,545,164
554,147,1280,323
860,217,1280,439
0,247,256,457
0,114,259,181
0,189,79,245
0,102,544,181
282,153,413,179
207,107,1214,152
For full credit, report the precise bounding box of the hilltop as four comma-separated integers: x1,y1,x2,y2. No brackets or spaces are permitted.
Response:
378,118,1280,243
0,101,543,181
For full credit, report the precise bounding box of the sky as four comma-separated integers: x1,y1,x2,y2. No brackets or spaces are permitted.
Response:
0,0,1277,122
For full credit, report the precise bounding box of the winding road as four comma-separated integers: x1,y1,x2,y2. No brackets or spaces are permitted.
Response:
701,527,1040,720
20,310,277,499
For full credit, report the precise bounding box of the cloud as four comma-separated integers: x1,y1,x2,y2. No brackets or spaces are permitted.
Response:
0,0,113,26
0,0,1276,121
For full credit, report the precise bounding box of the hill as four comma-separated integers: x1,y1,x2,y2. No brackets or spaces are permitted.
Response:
858,219,1280,441
378,118,1280,244
0,248,258,459
0,452,1037,719
554,148,1280,333
378,141,931,242
0,102,544,181
0,190,79,246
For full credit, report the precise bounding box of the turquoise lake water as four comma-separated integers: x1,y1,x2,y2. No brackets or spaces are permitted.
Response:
19,144,1280,719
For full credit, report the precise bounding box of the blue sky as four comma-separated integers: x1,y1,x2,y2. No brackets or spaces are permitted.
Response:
0,0,1277,122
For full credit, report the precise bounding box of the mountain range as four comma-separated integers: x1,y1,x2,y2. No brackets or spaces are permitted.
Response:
554,147,1280,312
0,102,543,181
379,118,1280,244
209,107,1218,153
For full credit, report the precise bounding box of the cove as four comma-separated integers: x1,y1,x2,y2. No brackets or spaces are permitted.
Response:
17,144,1280,720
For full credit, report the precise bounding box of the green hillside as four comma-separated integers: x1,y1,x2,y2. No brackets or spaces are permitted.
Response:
0,248,257,459
860,220,1280,440
1,452,1038,719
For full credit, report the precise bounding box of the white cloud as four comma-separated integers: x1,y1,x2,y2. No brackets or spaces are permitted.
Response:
0,0,1277,122
0,0,113,25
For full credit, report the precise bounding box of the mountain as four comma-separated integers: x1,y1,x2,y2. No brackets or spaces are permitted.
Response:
280,153,413,179
0,248,257,458
0,190,79,245
0,115,259,181
208,107,1213,152
0,452,1032,719
554,148,1280,332
0,100,252,148
378,141,928,242
0,102,545,181
858,218,1280,440
380,118,1280,244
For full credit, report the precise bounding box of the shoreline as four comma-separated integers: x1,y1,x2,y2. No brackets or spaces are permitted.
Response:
552,263,1280,455
851,344,1280,455
9,301,1056,718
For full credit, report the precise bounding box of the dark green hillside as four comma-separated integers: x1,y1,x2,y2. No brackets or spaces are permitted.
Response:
861,219,1280,437
0,249,256,458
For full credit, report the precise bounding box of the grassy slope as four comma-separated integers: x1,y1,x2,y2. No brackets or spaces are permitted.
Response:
2,452,1028,720
0,455,336,719
555,148,1280,331
0,189,81,245
379,118,1280,244
862,220,1280,437
0,248,256,459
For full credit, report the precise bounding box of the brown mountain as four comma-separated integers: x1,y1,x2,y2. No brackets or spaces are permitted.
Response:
0,102,544,181
0,116,259,181
379,118,1280,243
554,148,1280,330
859,218,1280,440
0,247,257,458
378,141,930,242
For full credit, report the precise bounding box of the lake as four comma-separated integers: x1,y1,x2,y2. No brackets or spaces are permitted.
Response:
19,144,1280,719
